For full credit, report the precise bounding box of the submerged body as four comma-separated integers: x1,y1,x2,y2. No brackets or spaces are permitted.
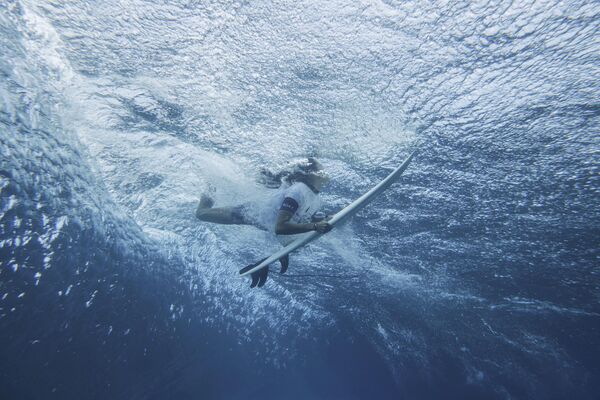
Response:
196,158,332,286
234,181,323,236
239,151,417,283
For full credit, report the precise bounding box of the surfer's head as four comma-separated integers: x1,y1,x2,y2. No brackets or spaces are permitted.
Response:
258,157,330,191
289,157,330,193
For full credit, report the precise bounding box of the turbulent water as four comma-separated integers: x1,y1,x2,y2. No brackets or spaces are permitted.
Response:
1,0,599,399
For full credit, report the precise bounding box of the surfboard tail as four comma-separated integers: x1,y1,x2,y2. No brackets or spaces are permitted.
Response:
240,258,271,288
240,257,267,276
239,255,289,288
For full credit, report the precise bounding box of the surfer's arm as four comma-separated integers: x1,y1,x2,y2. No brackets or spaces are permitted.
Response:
275,210,316,234
275,210,331,234
275,196,332,234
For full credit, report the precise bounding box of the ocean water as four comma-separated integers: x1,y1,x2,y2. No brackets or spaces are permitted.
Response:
1,0,598,399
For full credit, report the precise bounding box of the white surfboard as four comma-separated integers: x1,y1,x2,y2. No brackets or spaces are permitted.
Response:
239,151,416,278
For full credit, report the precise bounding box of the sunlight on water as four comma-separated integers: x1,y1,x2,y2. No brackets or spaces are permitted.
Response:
1,0,598,399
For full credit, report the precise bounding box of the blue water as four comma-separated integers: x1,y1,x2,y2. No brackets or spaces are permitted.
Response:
1,1,599,399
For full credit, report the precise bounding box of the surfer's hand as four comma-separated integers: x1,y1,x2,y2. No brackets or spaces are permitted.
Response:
314,221,332,233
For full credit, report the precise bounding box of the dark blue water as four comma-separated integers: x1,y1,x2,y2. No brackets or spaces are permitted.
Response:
1,1,599,399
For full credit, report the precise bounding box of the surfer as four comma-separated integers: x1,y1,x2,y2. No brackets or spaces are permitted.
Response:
196,157,332,286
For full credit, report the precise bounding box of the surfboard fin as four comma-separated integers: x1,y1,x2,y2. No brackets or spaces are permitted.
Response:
249,266,269,288
240,258,269,288
255,267,269,288
279,255,289,274
249,267,268,288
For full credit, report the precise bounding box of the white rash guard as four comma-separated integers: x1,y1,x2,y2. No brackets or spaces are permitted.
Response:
253,182,321,240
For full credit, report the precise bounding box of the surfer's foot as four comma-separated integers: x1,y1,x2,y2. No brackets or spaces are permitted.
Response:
196,194,215,219
198,194,214,209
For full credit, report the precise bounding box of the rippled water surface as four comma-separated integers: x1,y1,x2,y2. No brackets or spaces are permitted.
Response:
1,0,599,399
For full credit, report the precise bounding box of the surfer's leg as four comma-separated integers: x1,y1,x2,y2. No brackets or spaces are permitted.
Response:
196,196,255,226
196,206,240,224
